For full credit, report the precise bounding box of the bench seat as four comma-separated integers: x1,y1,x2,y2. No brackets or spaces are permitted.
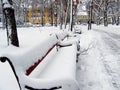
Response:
28,37,79,90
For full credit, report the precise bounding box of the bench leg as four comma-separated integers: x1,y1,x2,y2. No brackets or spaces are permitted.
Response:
25,85,62,90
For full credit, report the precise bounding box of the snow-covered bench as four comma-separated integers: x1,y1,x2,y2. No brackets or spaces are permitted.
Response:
27,36,80,90
0,33,80,90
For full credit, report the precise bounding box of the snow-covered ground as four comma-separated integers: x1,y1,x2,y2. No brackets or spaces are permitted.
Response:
0,24,120,90
77,24,120,90
0,26,78,90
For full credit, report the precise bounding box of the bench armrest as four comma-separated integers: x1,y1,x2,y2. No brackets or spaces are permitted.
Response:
0,57,22,90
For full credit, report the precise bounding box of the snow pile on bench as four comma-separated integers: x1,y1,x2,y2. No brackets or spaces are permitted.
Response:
0,31,80,90
26,36,80,90
0,31,67,71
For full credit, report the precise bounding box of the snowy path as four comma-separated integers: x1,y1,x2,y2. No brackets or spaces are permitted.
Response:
0,25,120,90
77,26,120,90
94,29,120,89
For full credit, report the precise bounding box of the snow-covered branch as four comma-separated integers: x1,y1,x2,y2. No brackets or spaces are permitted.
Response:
3,0,13,9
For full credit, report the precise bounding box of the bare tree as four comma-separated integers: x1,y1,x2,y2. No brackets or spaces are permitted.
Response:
92,0,104,25
88,0,119,26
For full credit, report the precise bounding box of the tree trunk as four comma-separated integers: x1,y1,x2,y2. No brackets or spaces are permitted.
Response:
69,0,73,31
1,0,5,28
3,0,19,47
88,0,93,30
50,0,53,26
116,16,119,25
41,0,44,26
112,16,116,25
104,0,108,26
96,15,100,25
96,8,101,25
116,0,119,25
54,0,57,27
60,1,63,29
64,0,70,29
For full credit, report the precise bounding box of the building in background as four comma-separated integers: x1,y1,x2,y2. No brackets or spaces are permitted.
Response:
76,1,88,24
27,0,57,25
28,1,53,24
0,0,80,25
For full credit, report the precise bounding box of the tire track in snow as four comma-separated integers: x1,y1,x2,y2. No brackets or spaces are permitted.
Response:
76,30,116,90
93,29,120,90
